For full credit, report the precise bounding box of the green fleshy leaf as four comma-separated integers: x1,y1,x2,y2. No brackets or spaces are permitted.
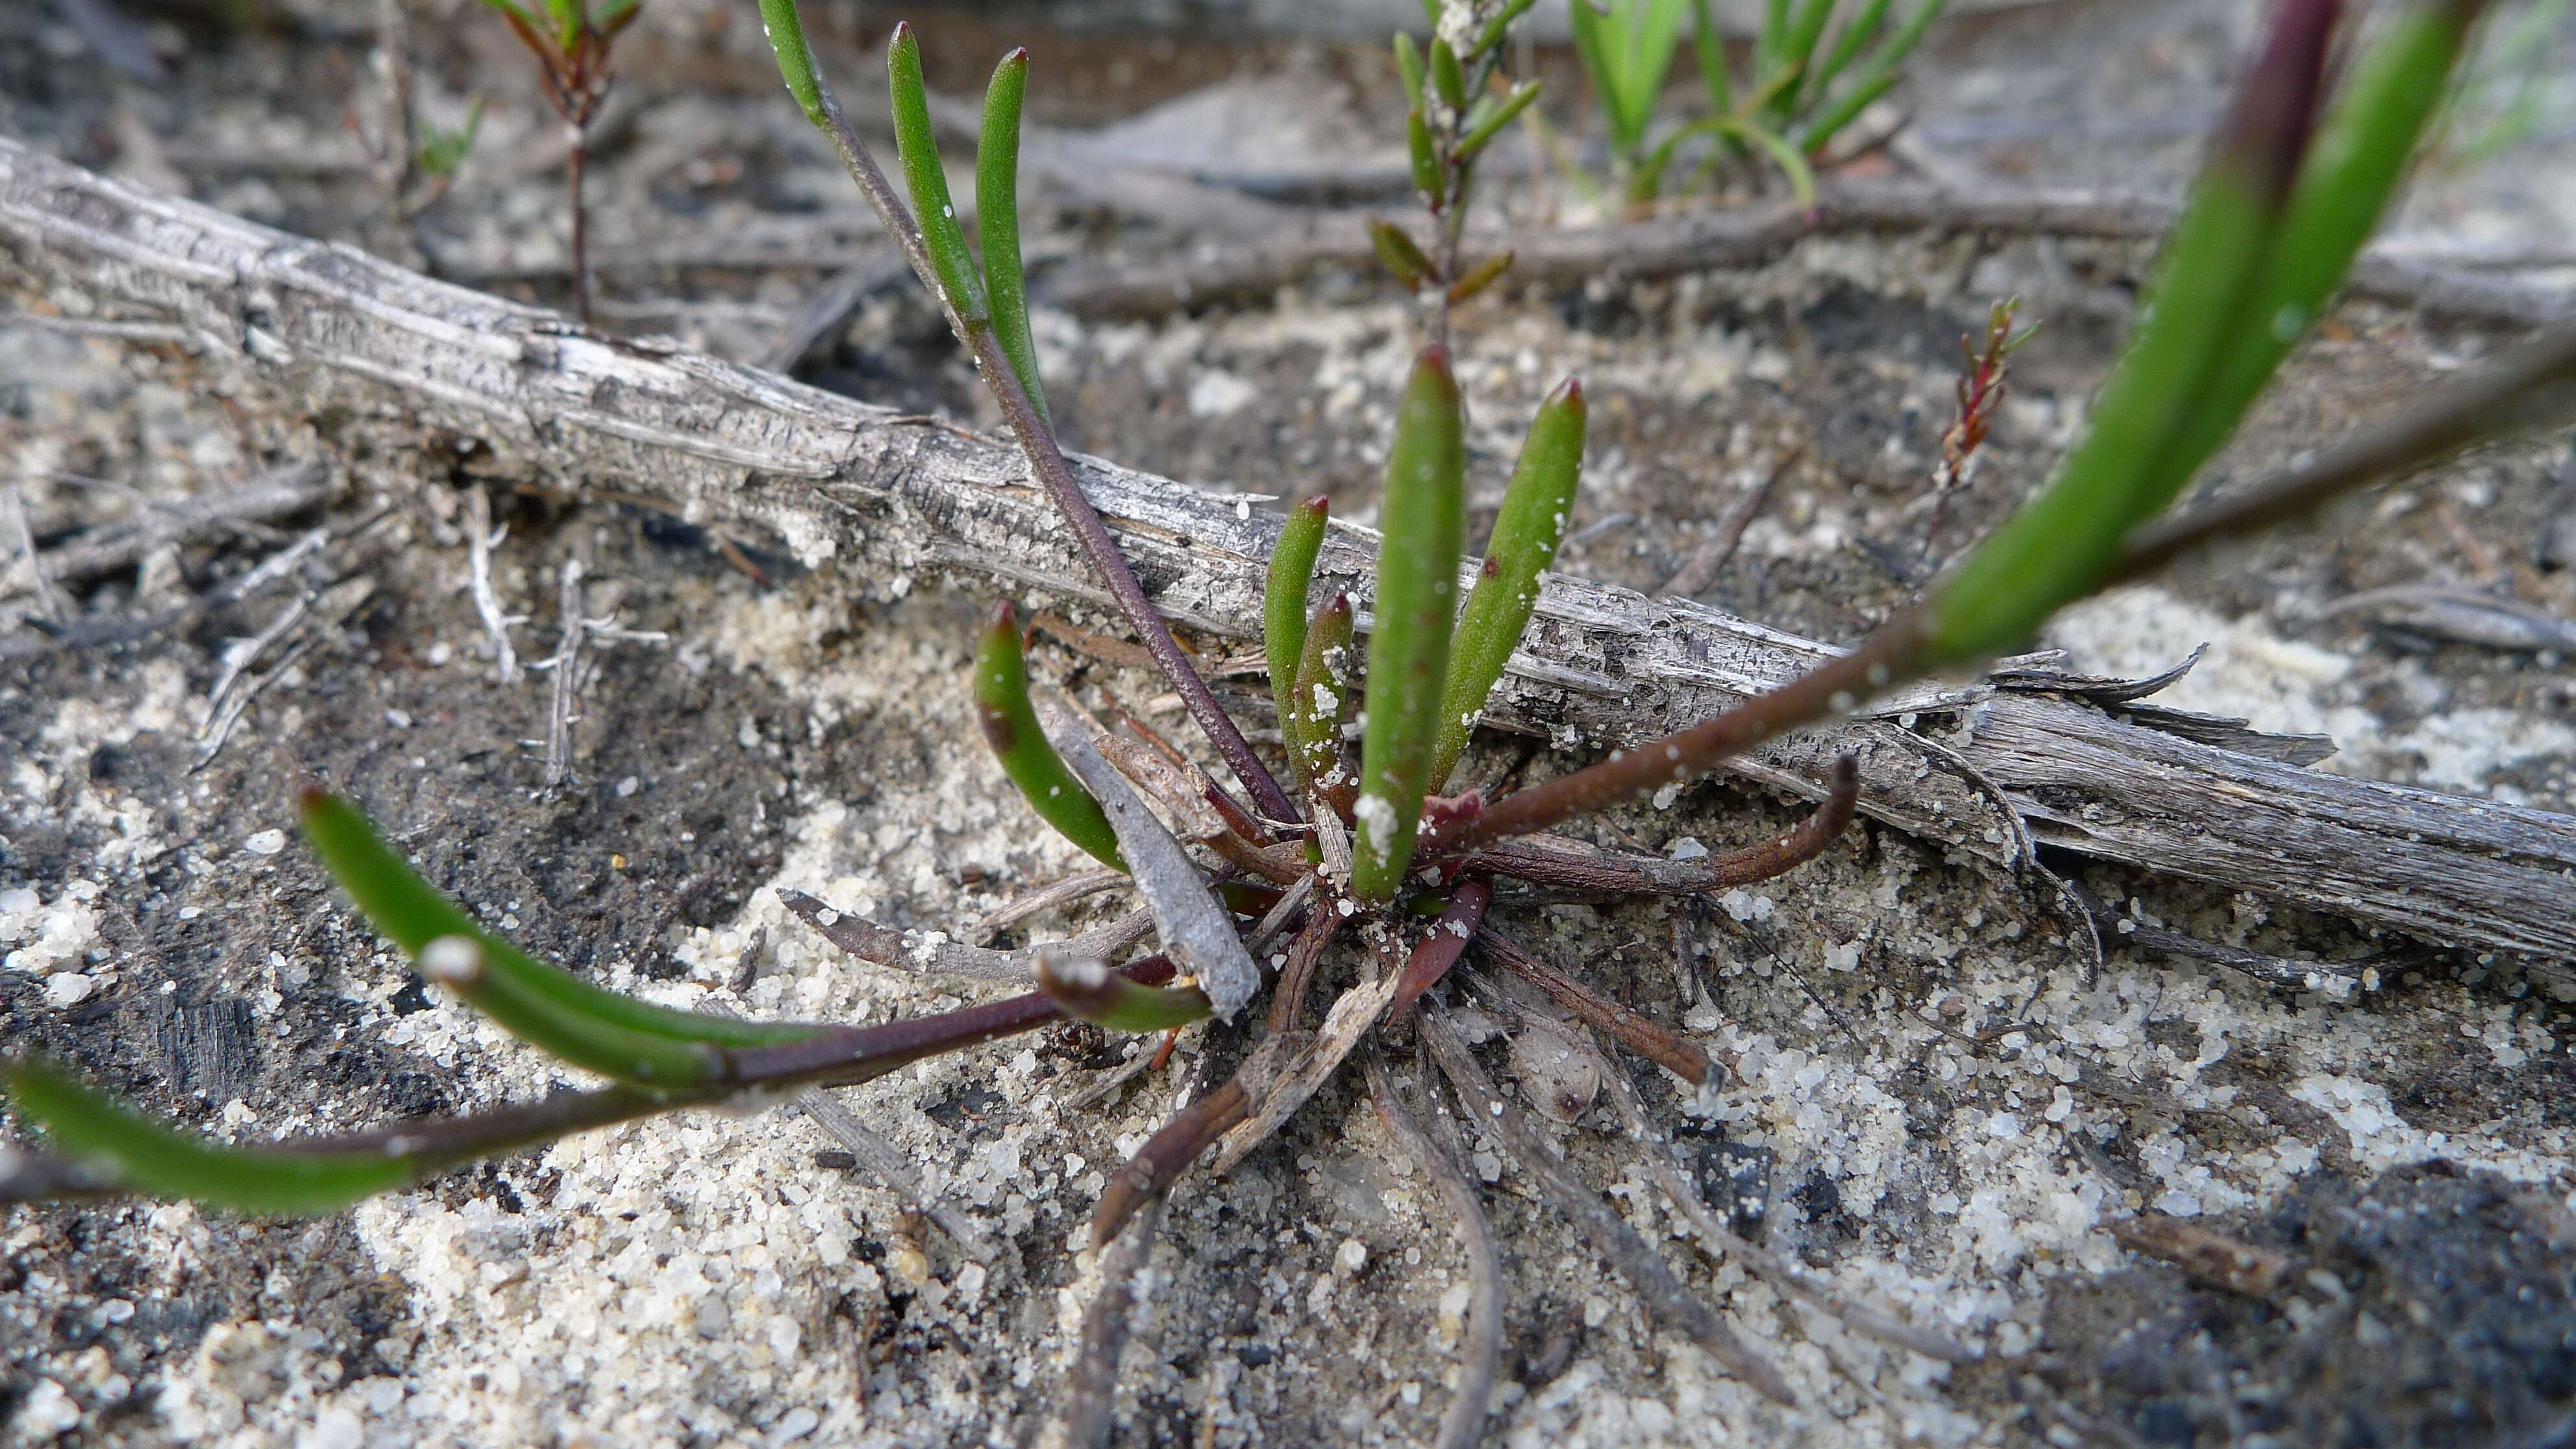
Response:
1457,79,1542,160
753,0,828,127
975,604,1126,871
2148,0,2484,496
1475,0,1545,57
1922,0,2333,663
887,23,989,323
1407,106,1444,197
5,1060,417,1214
1352,345,1466,902
1430,36,1468,110
1394,32,1426,109
1432,377,1586,789
301,793,820,1087
1444,249,1516,303
1034,956,1211,1032
1267,495,1332,714
1285,592,1356,806
978,47,1045,422
1368,221,1437,290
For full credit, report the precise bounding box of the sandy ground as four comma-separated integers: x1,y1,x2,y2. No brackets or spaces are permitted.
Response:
6,1,2576,1445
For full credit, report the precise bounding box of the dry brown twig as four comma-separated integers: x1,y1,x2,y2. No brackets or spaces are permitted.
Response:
1045,179,2573,328
1364,1050,1503,1449
0,463,330,601
1587,1028,1975,1365
1417,1003,1798,1406
1656,443,1802,601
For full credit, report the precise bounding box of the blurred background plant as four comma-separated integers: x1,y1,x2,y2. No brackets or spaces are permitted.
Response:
2444,0,2576,167
473,0,640,322
1569,0,1951,204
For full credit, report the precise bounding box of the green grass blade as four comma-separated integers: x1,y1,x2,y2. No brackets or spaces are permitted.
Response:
1772,0,1840,118
1568,1,1626,146
1721,117,1818,208
1286,592,1357,806
1922,0,2336,664
1797,0,1948,150
5,1060,415,1215
754,0,828,127
1811,0,1894,101
1267,495,1331,716
2148,0,2485,493
1627,0,1694,145
887,23,989,323
1432,377,1586,789
1693,0,1734,115
1761,0,1792,70
975,604,1126,871
1034,954,1211,1032
301,793,820,1084
1352,345,1466,902
978,47,1045,423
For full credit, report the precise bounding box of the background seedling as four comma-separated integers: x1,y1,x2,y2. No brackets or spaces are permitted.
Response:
475,0,640,323
1571,0,1951,203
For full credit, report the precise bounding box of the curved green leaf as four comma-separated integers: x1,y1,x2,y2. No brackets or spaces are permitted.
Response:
754,0,828,127
5,1059,415,1215
1034,953,1211,1032
1267,495,1332,714
1286,591,1356,806
975,603,1126,871
887,23,989,322
1923,0,2334,662
1352,345,1466,902
979,47,1046,422
2149,0,2485,495
1433,376,1585,788
301,793,822,1085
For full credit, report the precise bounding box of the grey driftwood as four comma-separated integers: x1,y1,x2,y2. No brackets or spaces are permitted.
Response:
4,138,2572,962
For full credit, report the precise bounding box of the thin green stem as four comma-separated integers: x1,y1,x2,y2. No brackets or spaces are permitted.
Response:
751,0,1298,827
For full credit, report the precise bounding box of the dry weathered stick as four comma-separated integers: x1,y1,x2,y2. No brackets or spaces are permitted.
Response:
1363,1050,1502,1449
0,462,330,599
1046,180,2571,329
5,141,2571,960
1418,1004,1796,1406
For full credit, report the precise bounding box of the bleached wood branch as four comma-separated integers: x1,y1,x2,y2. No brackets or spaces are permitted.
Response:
5,138,2571,961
